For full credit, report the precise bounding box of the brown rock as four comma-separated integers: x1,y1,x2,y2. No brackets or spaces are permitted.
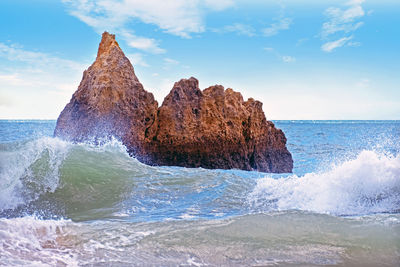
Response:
54,32,158,158
143,78,293,172
55,32,293,173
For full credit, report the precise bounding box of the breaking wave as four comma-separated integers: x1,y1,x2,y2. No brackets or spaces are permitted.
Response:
0,137,71,211
249,150,400,215
1,136,399,221
0,137,253,221
0,137,150,220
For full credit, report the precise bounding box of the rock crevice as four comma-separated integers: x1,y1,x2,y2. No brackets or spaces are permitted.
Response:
55,32,293,173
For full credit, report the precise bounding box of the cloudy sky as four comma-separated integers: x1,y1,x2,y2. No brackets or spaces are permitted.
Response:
0,0,399,119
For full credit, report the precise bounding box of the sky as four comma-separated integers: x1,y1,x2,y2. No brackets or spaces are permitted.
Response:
0,0,399,120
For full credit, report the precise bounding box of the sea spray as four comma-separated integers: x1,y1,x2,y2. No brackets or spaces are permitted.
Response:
0,137,70,211
0,216,78,266
249,150,400,215
2,213,399,266
0,137,144,220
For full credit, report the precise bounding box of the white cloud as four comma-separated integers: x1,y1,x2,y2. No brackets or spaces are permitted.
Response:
296,38,309,47
0,43,83,71
346,0,365,5
263,17,292,37
261,1,295,38
321,0,365,52
214,23,256,37
162,58,179,70
0,74,29,87
164,58,179,65
0,42,85,119
249,75,400,120
126,53,149,67
281,55,296,63
348,41,361,47
204,0,234,11
127,37,161,52
0,91,13,107
264,47,296,63
62,0,235,53
322,8,364,38
321,36,353,52
356,78,370,88
120,31,165,54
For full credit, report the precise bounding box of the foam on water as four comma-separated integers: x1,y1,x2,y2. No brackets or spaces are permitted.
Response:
0,216,78,266
0,136,135,214
2,136,400,220
249,150,400,215
1,211,399,266
0,137,70,211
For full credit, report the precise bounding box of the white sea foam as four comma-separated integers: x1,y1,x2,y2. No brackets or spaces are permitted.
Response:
0,137,70,211
0,136,136,212
0,216,78,266
249,150,400,215
74,135,130,155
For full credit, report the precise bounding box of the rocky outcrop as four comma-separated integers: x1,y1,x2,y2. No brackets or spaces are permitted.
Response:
55,32,293,173
54,32,158,158
143,78,293,172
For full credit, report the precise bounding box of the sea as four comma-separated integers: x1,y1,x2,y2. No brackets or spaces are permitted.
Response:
0,120,399,266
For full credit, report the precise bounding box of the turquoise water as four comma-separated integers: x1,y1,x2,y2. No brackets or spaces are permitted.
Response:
0,120,399,266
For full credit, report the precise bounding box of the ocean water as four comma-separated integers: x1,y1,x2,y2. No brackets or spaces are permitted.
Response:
0,120,399,266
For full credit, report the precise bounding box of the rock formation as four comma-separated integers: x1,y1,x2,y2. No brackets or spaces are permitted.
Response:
54,32,158,158
55,32,293,173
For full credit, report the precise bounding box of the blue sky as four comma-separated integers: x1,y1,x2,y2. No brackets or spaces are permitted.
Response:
0,0,399,119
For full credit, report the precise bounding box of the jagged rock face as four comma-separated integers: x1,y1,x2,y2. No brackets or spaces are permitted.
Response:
145,78,293,173
54,32,158,157
55,32,293,173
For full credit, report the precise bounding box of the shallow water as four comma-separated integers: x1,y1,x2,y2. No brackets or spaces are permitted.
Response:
0,120,399,266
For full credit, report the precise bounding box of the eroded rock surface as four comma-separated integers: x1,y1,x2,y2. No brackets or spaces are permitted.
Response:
54,32,158,158
143,78,293,172
55,32,293,173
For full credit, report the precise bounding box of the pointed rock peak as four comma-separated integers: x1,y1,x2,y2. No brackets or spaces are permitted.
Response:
97,31,120,58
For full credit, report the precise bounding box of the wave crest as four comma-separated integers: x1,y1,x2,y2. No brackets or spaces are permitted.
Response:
0,137,70,211
249,150,400,215
0,137,136,213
